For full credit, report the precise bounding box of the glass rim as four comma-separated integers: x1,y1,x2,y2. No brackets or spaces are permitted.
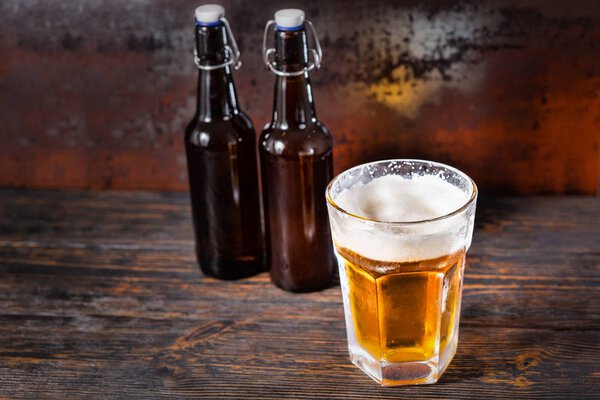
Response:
326,159,478,226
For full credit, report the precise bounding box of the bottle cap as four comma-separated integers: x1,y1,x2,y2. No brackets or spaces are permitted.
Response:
275,9,305,31
195,4,225,26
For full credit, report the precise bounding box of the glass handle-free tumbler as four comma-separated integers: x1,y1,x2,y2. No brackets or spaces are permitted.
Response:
326,159,477,386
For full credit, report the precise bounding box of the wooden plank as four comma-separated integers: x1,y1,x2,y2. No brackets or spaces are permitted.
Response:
0,319,596,399
0,251,597,331
0,190,598,398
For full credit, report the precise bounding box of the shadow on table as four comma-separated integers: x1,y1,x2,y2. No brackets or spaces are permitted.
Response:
473,194,521,231
435,353,486,385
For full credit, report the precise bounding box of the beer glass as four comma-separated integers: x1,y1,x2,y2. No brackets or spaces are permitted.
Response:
326,159,477,386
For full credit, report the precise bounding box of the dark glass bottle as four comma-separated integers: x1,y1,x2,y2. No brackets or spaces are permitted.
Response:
259,11,336,292
185,7,263,280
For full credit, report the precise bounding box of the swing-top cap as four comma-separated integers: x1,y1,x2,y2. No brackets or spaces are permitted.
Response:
275,9,305,31
195,4,225,26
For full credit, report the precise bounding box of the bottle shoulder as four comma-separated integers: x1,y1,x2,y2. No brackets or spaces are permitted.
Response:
185,113,256,149
259,121,333,158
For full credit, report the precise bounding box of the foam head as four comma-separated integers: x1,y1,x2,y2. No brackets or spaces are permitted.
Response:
335,174,468,223
327,161,476,265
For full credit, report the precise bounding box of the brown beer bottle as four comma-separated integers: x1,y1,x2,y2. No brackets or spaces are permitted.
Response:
259,9,335,292
184,5,263,279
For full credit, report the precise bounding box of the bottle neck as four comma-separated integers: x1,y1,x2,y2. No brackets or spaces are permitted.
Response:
270,27,316,128
272,73,316,127
194,23,239,120
196,67,238,120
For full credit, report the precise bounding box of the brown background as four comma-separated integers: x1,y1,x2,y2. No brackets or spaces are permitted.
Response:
0,0,599,195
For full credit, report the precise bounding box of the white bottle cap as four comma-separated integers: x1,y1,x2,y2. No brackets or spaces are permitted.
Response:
195,4,225,25
275,9,305,30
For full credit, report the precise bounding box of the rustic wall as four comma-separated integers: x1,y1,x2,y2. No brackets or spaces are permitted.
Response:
0,0,598,194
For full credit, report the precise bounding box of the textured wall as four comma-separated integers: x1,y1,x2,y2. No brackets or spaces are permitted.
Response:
0,0,599,194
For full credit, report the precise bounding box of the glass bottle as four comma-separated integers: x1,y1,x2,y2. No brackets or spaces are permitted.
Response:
185,5,263,279
259,9,336,292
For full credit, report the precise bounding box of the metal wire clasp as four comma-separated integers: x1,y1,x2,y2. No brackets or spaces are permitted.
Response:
193,17,241,71
262,20,323,77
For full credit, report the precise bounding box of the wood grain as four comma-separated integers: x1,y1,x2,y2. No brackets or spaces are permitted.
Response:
0,189,598,398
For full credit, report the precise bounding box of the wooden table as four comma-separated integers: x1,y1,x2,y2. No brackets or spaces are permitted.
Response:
0,190,598,399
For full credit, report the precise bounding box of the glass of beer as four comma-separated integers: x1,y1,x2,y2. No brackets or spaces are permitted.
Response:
326,159,477,386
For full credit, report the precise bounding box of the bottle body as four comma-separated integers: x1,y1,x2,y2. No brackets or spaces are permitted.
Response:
186,112,263,279
185,18,263,279
259,14,335,291
260,119,335,291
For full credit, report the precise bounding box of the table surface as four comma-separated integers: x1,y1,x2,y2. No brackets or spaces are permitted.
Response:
0,190,598,399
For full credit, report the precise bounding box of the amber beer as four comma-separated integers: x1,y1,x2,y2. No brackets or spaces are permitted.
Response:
339,248,465,366
326,160,477,386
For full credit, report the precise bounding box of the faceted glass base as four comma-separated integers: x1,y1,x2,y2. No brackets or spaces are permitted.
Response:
348,335,458,386
336,248,465,387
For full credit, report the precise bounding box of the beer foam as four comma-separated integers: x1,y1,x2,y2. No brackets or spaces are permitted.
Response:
331,174,471,263
335,174,467,222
